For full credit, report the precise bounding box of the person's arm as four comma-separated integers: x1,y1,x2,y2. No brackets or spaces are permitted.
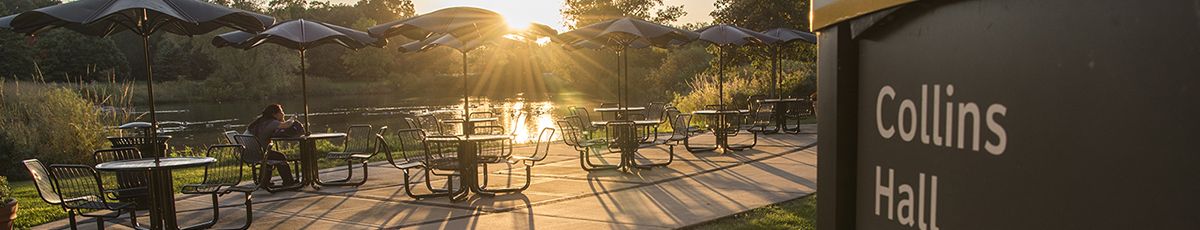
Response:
277,119,293,128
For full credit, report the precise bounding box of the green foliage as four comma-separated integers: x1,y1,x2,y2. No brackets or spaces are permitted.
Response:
0,176,11,203
0,82,110,178
154,35,215,81
31,30,130,82
647,45,713,94
561,0,686,29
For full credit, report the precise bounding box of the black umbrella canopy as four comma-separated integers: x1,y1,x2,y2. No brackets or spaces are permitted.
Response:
212,19,382,133
2,0,273,36
1,0,272,162
762,28,816,44
368,6,506,40
556,17,697,46
694,24,779,46
214,19,386,50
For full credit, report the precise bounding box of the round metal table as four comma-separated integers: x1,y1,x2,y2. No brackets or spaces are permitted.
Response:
271,133,346,189
595,107,645,121
425,134,512,201
96,157,215,230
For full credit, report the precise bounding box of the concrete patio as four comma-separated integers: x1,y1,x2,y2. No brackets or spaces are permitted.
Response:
35,126,817,229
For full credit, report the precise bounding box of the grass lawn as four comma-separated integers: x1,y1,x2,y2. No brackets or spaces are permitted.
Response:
686,194,817,230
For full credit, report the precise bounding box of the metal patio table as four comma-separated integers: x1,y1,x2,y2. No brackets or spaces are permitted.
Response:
594,106,645,120
424,134,512,201
693,109,750,152
96,157,216,230
271,133,346,189
593,120,662,143
441,117,499,135
756,98,807,133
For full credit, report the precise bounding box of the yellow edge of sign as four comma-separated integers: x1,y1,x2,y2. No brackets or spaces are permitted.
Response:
812,0,917,31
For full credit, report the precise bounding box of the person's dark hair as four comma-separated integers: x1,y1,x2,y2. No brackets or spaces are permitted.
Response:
247,104,284,133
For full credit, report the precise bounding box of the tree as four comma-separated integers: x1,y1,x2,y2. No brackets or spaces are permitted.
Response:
33,30,130,82
561,0,686,29
709,0,814,65
355,0,414,22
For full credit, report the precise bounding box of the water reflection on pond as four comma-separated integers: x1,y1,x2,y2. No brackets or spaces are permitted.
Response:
130,96,580,148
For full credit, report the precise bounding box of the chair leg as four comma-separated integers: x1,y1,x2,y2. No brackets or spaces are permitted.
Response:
477,162,528,194
684,134,717,153
127,208,139,229
68,211,78,230
580,149,619,171
95,216,104,230
318,159,369,187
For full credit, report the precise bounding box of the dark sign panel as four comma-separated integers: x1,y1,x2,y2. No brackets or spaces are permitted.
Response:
817,1,1200,229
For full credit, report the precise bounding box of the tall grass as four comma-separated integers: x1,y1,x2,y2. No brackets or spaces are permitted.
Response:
671,73,767,113
0,80,111,178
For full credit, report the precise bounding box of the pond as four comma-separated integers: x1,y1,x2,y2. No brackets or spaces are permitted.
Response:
120,94,602,148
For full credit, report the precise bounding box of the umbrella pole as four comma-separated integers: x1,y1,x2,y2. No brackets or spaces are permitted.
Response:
773,46,779,98
622,46,629,117
718,45,725,110
301,49,311,135
463,51,470,138
142,34,160,158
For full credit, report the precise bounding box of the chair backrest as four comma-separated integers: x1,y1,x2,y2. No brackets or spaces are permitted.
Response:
106,136,169,157
643,102,667,121
400,117,419,130
223,131,240,144
557,119,582,148
418,114,446,135
394,129,430,163
233,134,267,163
23,159,63,205
669,113,692,139
92,148,147,191
528,128,556,161
570,107,594,126
343,125,375,153
201,145,246,187
605,120,637,150
93,147,142,164
47,164,108,210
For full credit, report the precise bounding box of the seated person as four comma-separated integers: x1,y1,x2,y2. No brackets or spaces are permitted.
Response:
246,104,300,186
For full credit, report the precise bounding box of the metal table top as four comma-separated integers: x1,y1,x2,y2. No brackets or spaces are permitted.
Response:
96,157,215,171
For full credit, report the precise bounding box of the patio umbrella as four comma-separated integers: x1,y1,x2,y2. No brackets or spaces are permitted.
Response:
762,28,816,97
556,17,697,115
694,24,779,109
369,6,554,137
0,0,273,156
213,19,385,132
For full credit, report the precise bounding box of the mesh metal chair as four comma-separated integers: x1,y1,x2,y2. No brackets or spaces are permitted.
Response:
568,106,599,137
418,113,449,135
598,102,619,121
559,119,619,171
322,125,380,186
92,148,148,209
179,145,256,230
22,160,66,225
107,136,169,157
44,162,139,229
783,99,814,134
223,131,240,144
382,129,464,199
478,128,555,193
233,134,302,192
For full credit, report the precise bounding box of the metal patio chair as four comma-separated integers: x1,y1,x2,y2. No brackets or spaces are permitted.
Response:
322,125,381,186
663,112,698,157
598,102,620,121
25,159,138,230
179,145,257,230
383,128,464,199
233,134,302,192
223,131,240,144
569,106,600,137
560,118,619,171
46,163,140,229
106,136,170,157
783,99,814,134
478,128,555,193
418,113,450,135
92,148,149,210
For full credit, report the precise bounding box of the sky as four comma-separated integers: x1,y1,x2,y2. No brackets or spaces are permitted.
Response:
398,0,719,31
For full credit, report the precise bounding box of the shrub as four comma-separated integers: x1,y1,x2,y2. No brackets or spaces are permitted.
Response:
0,176,11,203
0,81,109,178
